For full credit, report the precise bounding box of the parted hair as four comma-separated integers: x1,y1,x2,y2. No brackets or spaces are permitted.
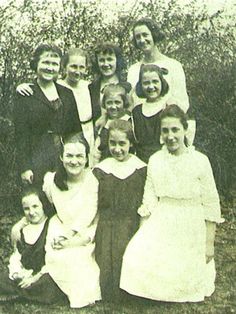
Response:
132,18,165,48
108,119,135,147
54,132,89,191
136,64,169,98
61,47,87,69
101,83,131,109
159,104,189,130
30,44,62,72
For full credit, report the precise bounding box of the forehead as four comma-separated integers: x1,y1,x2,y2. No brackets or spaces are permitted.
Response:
134,24,152,35
68,54,86,65
97,51,116,58
109,129,129,141
161,117,183,128
22,194,41,206
142,71,160,81
63,142,86,154
105,93,123,101
39,51,61,61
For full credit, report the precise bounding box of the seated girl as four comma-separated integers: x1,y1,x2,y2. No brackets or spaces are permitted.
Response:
0,186,67,304
93,83,132,163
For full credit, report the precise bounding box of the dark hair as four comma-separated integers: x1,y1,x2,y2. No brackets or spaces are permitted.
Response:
61,47,87,69
108,119,135,147
21,185,54,218
101,83,131,109
132,18,165,48
159,104,188,130
91,42,126,81
54,132,89,191
136,64,169,98
30,44,62,72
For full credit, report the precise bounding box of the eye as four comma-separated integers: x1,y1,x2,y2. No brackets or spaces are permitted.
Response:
32,204,39,209
172,127,180,133
153,80,160,84
79,65,85,70
109,140,116,146
119,141,127,146
98,58,105,63
161,128,168,134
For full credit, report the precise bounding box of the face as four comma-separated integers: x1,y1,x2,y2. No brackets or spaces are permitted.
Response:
161,117,187,155
104,94,124,119
97,51,117,78
141,71,162,101
36,51,61,82
134,24,155,52
66,55,86,84
109,129,131,162
61,142,87,178
22,194,46,225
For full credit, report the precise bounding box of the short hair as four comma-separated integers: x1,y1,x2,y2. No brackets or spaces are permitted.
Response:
21,185,53,217
136,64,169,98
132,18,165,48
91,42,126,80
54,132,89,191
159,104,189,130
108,119,135,146
61,47,87,69
30,44,62,72
101,83,131,109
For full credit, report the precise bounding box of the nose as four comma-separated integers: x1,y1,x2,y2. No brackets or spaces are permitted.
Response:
167,131,174,140
29,207,35,216
114,144,121,153
70,156,79,164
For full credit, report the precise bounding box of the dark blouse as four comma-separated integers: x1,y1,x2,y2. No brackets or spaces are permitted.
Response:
17,219,49,275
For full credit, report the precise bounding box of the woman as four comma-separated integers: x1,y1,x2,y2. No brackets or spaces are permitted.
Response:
89,42,130,124
127,18,189,112
43,133,101,308
14,44,82,185
120,105,222,302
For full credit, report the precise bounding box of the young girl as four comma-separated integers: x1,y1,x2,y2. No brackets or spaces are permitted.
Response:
132,64,170,163
93,120,147,302
94,83,132,162
120,105,222,302
0,186,67,304
43,133,101,308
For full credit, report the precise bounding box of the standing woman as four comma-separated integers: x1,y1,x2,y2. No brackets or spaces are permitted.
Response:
14,44,82,185
127,18,189,112
89,42,129,124
120,105,222,302
43,133,101,308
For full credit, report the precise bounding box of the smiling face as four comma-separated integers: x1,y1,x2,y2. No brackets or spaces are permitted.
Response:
36,51,61,83
141,71,162,101
22,194,46,225
97,51,117,78
161,117,187,155
134,24,155,53
66,54,86,84
104,93,124,119
109,129,131,162
61,142,87,178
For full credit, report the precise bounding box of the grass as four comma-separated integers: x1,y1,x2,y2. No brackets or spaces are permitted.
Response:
0,197,235,314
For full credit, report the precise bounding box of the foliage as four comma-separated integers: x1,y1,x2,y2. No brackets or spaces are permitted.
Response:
0,0,235,192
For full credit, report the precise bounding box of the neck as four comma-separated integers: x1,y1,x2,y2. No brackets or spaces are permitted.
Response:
65,77,80,88
66,170,86,187
101,74,118,84
143,46,162,63
37,78,54,89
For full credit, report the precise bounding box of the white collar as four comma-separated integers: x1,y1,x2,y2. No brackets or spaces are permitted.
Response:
94,154,146,179
104,113,130,129
142,97,168,117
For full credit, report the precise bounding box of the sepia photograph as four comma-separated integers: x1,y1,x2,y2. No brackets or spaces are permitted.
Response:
0,0,235,313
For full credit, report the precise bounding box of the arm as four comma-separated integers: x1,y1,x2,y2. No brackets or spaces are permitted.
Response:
205,220,216,263
11,217,28,247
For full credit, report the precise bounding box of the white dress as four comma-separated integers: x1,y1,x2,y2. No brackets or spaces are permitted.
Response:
43,170,101,308
120,146,222,302
127,55,189,113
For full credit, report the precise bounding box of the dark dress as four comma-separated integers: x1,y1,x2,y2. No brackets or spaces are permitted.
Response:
88,78,102,123
132,104,163,163
0,219,67,304
93,156,147,302
14,81,82,184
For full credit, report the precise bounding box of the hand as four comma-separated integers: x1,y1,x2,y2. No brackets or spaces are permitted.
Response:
206,242,215,263
51,236,68,250
11,217,28,245
21,170,34,184
16,83,34,96
18,274,39,289
138,205,151,218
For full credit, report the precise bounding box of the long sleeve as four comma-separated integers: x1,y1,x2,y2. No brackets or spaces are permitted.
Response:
138,159,159,216
199,155,222,223
14,93,32,173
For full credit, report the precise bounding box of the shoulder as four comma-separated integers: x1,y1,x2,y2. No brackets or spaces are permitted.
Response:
43,172,56,190
55,82,74,97
128,61,141,73
160,55,184,71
